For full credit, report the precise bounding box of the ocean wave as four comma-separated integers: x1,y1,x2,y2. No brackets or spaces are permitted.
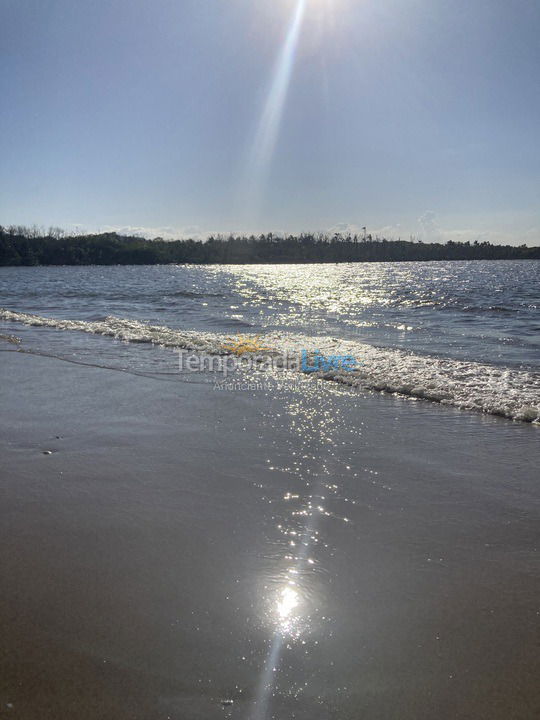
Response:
0,308,223,353
1,308,539,423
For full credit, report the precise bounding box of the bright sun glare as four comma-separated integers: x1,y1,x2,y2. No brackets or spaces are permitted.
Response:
277,586,300,621
240,0,347,222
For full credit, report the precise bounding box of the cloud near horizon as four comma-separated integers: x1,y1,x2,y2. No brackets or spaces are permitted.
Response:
46,219,538,247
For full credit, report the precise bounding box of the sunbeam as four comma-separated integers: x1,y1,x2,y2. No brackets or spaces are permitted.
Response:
240,0,307,221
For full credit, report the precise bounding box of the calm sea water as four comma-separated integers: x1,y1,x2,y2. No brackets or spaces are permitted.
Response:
1,261,539,420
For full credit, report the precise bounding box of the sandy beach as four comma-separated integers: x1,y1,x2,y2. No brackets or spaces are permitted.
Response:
3,0,540,714
1,347,539,719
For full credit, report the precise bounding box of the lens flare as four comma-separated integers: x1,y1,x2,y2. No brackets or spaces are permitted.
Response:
240,0,307,221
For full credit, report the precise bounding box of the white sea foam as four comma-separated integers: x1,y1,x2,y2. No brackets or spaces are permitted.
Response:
0,308,224,353
1,308,539,423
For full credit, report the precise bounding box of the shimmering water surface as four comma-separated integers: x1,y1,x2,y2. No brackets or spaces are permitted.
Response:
1,262,539,719
1,261,539,420
1,261,538,366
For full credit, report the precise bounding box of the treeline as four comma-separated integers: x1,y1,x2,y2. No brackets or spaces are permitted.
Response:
1,226,539,265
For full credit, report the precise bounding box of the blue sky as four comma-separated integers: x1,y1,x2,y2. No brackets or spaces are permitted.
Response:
1,0,539,244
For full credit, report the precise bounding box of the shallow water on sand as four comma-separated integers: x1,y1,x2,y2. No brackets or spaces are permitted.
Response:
1,350,538,719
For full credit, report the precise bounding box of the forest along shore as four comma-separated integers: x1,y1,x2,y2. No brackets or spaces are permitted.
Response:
1,226,540,265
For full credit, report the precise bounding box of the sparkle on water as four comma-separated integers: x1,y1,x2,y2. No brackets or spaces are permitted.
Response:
248,381,359,719
277,586,300,624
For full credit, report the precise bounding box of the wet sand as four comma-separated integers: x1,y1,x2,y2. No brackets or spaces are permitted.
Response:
1,349,539,719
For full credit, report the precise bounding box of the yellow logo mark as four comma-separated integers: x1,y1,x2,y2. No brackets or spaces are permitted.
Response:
221,334,272,356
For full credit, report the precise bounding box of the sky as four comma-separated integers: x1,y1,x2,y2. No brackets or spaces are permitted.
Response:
1,0,539,245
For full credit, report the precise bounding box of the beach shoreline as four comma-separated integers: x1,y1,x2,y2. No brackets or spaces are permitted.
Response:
1,348,539,719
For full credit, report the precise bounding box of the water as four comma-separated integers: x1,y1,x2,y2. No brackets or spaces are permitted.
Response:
1,348,539,719
1,261,539,421
1,263,539,719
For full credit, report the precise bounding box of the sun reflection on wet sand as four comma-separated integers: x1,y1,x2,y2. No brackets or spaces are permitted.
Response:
249,380,357,718
277,586,299,623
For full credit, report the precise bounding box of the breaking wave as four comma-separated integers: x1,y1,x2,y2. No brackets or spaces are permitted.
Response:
1,308,539,423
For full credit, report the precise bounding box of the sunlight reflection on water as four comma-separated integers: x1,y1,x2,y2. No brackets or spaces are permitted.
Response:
249,379,360,717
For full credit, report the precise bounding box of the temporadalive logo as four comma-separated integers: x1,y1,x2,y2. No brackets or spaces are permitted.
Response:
176,334,361,378
300,349,357,373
